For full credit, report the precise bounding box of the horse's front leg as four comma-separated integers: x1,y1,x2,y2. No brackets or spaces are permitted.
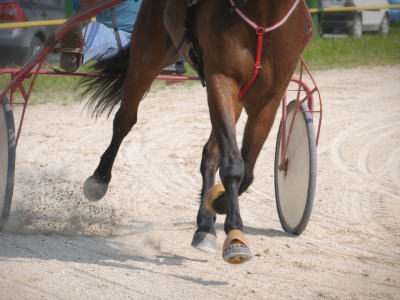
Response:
206,91,287,214
191,104,243,253
204,75,252,264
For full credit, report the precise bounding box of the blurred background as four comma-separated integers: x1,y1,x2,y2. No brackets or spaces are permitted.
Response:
0,0,75,67
0,0,398,68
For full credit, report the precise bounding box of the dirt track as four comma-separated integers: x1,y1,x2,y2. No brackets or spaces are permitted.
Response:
0,66,399,299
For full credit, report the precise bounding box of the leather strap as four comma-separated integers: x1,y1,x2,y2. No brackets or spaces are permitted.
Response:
228,0,301,102
110,7,123,52
175,0,206,87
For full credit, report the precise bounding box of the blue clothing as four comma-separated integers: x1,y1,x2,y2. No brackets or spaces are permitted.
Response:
72,0,142,33
82,22,131,66
71,0,141,65
71,0,184,67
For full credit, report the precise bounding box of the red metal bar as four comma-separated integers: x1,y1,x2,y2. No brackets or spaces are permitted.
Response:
298,87,317,109
299,56,322,146
278,56,322,172
10,73,15,112
288,76,315,118
0,69,202,80
1,68,200,103
27,61,44,97
0,102,25,105
301,0,315,51
279,62,304,172
0,46,52,105
16,81,28,101
15,79,30,147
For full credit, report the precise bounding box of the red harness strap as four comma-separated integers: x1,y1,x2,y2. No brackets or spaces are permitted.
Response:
228,0,301,102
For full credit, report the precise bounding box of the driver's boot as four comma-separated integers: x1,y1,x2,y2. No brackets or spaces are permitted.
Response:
60,23,83,72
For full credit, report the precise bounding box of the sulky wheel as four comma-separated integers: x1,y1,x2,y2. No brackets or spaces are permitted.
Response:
0,94,15,231
274,100,316,235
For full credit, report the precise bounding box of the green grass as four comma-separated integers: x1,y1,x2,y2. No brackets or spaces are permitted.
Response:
1,26,399,105
301,25,400,70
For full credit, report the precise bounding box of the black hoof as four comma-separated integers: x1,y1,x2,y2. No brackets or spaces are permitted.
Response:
83,176,108,201
191,232,217,253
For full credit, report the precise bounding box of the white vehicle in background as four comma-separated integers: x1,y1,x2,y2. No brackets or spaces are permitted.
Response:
321,0,390,37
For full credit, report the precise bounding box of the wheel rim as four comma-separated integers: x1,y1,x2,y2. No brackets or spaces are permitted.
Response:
0,102,15,231
276,104,310,229
0,105,9,215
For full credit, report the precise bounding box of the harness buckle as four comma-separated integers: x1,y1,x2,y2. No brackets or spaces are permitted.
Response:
255,63,261,69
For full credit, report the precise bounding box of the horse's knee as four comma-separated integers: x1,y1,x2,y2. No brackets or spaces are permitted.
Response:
219,153,244,187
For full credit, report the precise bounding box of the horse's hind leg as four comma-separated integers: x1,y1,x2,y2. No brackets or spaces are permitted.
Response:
239,99,282,194
191,104,243,253
83,108,139,201
83,1,178,201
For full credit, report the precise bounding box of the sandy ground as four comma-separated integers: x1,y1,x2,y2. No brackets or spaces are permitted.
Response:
0,66,399,299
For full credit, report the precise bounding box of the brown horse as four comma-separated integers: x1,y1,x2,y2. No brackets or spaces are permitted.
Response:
81,0,304,264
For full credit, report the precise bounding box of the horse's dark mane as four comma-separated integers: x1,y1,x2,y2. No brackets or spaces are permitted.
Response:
78,47,130,119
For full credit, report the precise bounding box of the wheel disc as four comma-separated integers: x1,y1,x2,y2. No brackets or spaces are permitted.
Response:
0,98,15,231
274,100,316,235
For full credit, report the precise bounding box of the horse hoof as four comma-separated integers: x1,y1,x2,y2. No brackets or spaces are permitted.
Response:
204,184,225,214
223,230,252,264
83,176,108,201
191,232,217,253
